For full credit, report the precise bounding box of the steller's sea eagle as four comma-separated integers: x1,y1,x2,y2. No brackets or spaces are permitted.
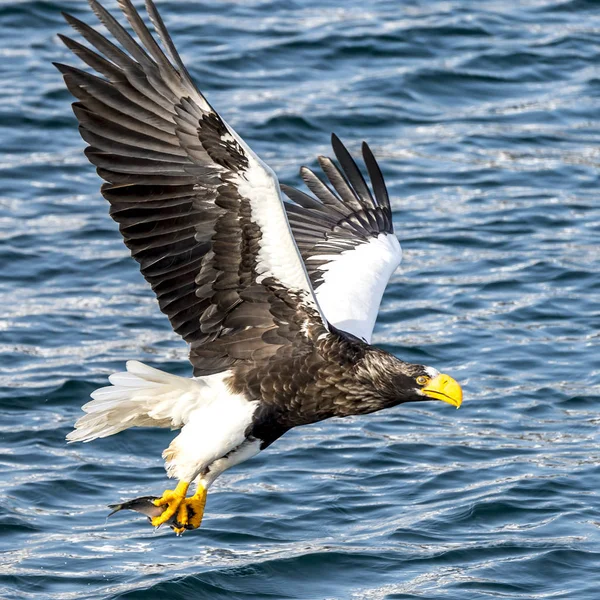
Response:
55,0,463,535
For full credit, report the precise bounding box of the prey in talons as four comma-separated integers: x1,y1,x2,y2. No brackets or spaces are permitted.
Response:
109,482,207,535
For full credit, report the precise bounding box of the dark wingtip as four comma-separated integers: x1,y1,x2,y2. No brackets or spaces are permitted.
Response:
280,182,294,197
61,11,81,27
361,140,375,168
330,132,351,161
330,132,344,155
360,139,391,214
56,33,72,48
52,61,70,74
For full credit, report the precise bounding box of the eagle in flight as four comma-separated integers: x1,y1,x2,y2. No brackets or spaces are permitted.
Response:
56,0,463,535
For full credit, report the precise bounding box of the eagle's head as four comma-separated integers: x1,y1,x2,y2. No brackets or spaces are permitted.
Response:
358,349,463,410
400,364,463,408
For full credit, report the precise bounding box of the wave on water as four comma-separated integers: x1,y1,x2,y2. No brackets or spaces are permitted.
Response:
0,0,599,598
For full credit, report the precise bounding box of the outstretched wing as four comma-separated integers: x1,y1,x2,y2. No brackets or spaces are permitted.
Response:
282,136,402,343
56,0,327,376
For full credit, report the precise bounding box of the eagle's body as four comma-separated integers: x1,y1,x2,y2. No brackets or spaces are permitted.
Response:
57,0,463,534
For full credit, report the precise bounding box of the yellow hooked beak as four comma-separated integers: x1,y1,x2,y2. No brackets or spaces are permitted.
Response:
422,374,463,408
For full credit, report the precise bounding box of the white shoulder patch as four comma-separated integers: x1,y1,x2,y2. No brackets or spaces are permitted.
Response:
312,233,402,342
235,161,313,295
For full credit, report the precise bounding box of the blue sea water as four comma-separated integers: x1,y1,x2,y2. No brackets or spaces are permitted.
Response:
1,0,600,598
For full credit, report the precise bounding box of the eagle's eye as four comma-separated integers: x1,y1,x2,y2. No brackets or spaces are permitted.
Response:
416,375,429,386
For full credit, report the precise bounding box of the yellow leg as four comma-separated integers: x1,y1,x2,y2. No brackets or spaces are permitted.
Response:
151,480,189,527
187,484,207,530
172,484,207,535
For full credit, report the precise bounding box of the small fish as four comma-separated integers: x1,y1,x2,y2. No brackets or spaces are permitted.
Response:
107,496,200,535
108,496,179,528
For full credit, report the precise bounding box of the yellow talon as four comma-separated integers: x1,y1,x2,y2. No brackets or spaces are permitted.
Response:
151,480,189,527
185,485,207,530
148,480,206,533
176,500,188,526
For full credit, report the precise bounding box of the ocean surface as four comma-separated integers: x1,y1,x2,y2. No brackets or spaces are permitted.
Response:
1,0,599,598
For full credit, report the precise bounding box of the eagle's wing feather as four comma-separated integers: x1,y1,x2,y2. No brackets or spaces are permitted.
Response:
283,137,402,343
57,0,326,377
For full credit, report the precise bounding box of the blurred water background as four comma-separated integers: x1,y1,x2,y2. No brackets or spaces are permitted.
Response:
1,0,599,598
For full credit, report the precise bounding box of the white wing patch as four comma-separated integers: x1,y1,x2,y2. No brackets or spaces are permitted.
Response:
310,233,402,342
216,114,327,324
235,158,315,297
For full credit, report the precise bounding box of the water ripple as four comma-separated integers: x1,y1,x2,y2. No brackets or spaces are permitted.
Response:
1,0,599,598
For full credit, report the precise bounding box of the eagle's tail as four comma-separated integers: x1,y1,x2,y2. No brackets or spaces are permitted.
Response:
67,361,205,443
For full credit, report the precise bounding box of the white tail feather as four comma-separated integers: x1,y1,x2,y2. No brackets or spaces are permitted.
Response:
67,361,207,443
